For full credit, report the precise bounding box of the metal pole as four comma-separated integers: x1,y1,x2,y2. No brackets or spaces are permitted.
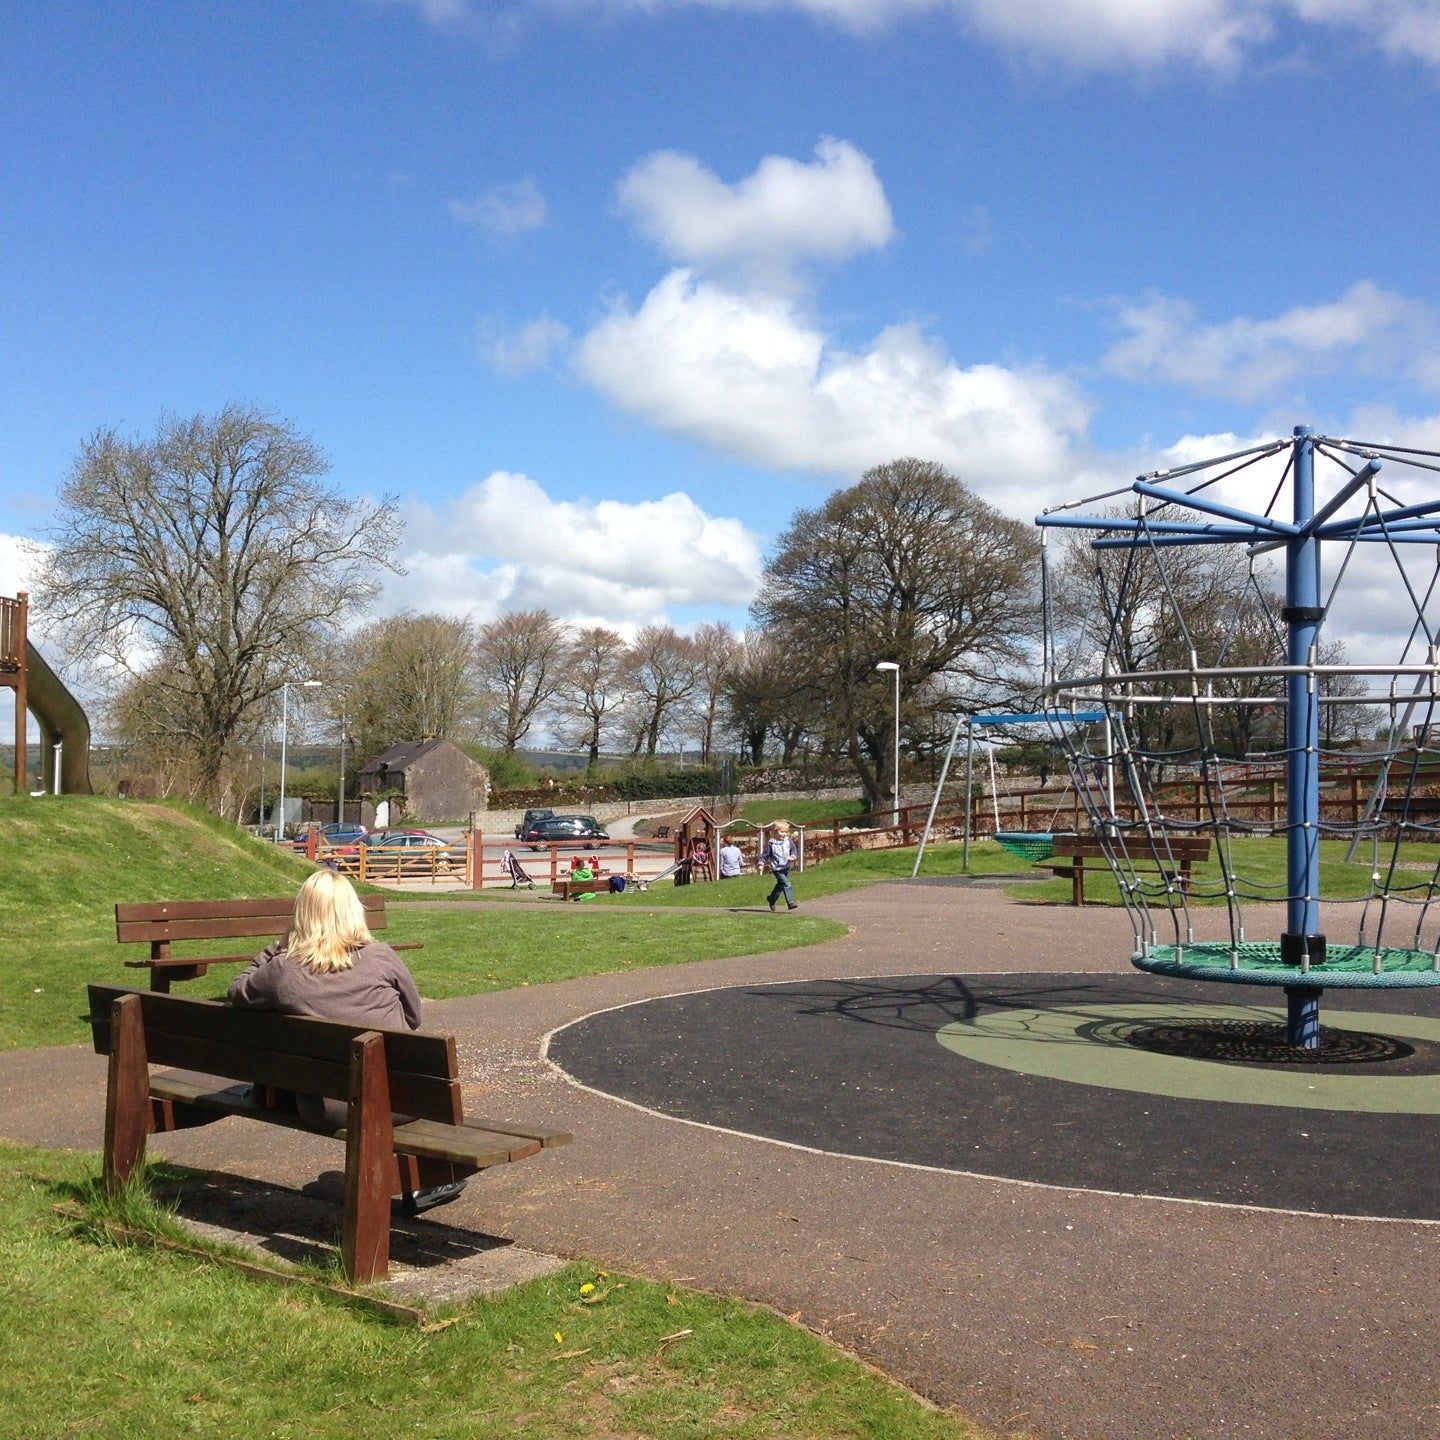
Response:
913,710,965,877
963,718,975,871
337,709,346,825
1283,425,1324,1048
892,665,901,829
278,682,290,842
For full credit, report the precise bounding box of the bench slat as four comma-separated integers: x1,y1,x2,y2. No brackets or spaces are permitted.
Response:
89,984,456,1079
116,895,390,924
393,1117,546,1167
150,1072,347,1136
117,912,393,945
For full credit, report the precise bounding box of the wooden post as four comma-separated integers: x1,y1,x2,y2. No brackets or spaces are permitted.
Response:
470,828,483,891
103,994,151,1195
341,1031,394,1283
625,840,635,877
549,845,559,886
305,826,319,862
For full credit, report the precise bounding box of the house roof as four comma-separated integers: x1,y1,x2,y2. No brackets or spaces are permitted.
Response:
358,738,447,775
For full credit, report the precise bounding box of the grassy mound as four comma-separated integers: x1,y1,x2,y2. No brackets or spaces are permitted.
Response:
1,797,844,1051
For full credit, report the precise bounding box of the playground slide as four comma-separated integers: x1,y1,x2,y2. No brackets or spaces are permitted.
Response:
23,639,92,794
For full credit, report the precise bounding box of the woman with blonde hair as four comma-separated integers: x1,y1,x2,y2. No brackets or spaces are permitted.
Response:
228,869,422,1033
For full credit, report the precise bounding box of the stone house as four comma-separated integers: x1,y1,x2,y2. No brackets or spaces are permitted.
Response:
357,738,489,826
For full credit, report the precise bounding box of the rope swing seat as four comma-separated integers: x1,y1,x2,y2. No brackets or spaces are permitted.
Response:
1037,426,1440,1049
993,831,1056,861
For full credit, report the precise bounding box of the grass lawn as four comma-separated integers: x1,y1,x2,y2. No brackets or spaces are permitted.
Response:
0,1144,999,1440
1005,835,1440,906
733,797,868,827
570,838,1030,910
0,797,844,1051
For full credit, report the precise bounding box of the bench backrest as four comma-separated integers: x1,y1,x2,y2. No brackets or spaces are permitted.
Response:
1051,834,1212,860
115,894,391,948
87,983,462,1122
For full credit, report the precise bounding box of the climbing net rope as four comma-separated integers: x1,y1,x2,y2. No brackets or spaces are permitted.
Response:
1039,429,1440,992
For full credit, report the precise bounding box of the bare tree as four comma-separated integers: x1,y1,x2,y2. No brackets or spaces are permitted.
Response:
336,612,480,766
552,625,630,768
34,406,400,815
474,609,567,752
689,621,741,764
722,632,789,765
754,457,1038,814
625,624,700,758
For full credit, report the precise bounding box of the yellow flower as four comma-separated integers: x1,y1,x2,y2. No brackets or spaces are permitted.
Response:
579,1283,596,1296
553,1331,564,1344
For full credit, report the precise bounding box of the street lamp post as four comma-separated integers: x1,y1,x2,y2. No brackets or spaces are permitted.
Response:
336,709,347,826
277,678,321,839
875,661,900,828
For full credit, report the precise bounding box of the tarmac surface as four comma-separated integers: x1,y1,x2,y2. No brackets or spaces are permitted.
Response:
3,879,1437,1440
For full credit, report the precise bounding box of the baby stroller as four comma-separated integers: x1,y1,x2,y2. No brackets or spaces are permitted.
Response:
501,848,537,889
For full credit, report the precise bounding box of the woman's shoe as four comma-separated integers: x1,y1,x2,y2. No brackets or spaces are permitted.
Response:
399,1178,469,1215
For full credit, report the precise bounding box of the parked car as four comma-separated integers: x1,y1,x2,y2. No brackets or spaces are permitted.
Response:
524,814,610,849
338,829,463,875
515,807,554,839
319,822,368,846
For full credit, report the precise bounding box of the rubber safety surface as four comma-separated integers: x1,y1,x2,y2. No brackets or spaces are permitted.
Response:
548,972,1440,1219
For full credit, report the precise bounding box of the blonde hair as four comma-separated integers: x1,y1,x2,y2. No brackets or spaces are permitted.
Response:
772,819,791,835
285,871,374,973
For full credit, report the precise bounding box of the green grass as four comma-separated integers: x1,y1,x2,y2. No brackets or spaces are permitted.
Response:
0,796,843,1050
1005,835,1440,907
579,839,1023,909
0,1144,1002,1440
734,797,868,827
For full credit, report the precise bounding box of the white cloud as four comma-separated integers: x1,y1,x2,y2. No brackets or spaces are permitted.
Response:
0,534,40,601
1104,282,1439,401
384,470,764,628
616,138,893,289
394,2,1440,72
449,177,548,237
574,268,1090,508
483,313,572,374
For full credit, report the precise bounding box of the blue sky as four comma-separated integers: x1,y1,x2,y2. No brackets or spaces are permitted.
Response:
4,0,1440,641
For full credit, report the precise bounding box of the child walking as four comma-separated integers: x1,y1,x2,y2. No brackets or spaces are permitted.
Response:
764,819,798,911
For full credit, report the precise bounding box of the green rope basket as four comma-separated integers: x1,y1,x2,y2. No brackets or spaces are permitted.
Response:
993,831,1055,861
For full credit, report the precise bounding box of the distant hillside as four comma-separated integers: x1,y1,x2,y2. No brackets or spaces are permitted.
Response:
0,796,316,1050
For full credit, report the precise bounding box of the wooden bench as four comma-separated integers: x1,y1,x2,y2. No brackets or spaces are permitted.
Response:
116,895,421,993
552,874,606,900
87,983,571,1283
1036,833,1212,906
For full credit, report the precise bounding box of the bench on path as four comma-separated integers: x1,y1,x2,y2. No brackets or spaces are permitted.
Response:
116,895,421,992
88,983,572,1283
1036,833,1212,906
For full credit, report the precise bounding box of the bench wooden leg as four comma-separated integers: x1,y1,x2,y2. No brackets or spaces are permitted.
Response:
342,1032,394,1284
1070,859,1084,907
103,994,151,1195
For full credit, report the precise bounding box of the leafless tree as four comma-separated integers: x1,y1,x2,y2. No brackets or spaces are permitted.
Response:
625,624,700,758
689,621,741,763
34,406,400,815
754,457,1038,813
552,625,630,768
335,612,480,766
474,608,568,752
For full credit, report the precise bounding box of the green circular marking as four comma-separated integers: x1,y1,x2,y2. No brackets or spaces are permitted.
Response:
937,1004,1440,1113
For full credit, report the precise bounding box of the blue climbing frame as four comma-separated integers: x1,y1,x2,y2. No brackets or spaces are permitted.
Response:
1037,425,1440,1047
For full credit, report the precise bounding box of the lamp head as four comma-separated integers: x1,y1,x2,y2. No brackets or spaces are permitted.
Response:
874,661,899,673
